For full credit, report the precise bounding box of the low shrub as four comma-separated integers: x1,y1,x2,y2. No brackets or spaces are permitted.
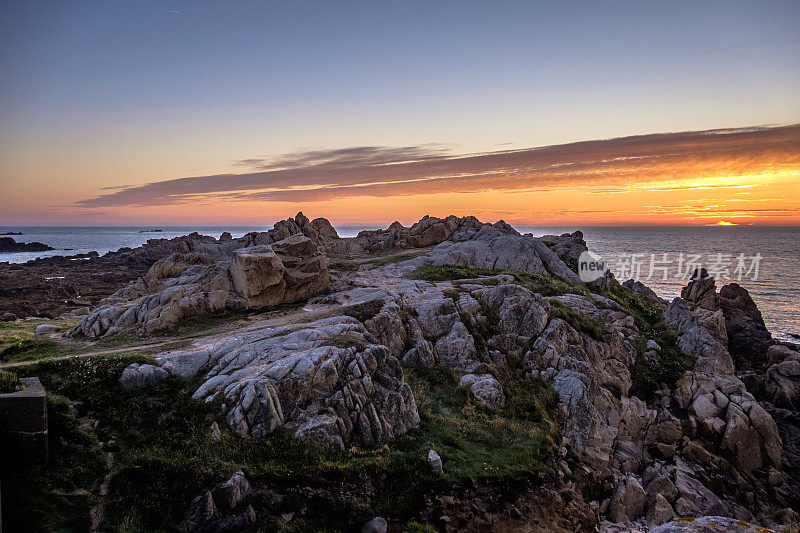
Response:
0,368,23,393
547,299,604,341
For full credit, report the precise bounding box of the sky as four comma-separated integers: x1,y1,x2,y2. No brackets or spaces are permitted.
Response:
1,1,799,226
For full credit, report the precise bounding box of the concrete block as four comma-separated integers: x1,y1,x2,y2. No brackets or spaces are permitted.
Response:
0,377,48,466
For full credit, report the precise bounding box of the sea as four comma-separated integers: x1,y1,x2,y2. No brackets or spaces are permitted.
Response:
1,225,798,342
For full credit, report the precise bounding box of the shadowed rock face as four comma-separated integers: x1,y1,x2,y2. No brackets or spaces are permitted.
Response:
718,283,774,370
0,237,53,252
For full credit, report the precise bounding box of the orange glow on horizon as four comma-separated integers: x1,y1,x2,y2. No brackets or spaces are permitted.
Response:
2,125,799,227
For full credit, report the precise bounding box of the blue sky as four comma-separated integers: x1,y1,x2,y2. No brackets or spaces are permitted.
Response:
0,1,798,224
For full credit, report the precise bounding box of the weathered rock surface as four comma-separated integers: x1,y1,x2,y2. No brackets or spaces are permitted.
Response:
539,230,587,264
459,373,506,409
428,223,583,283
178,470,256,533
427,449,443,474
119,363,169,388
34,323,60,335
145,316,419,449
651,516,775,532
765,344,800,409
361,516,388,533
0,212,334,320
623,279,663,302
81,214,799,532
69,233,329,338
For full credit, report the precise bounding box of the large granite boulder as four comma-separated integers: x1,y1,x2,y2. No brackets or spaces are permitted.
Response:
69,234,329,338
146,315,419,449
459,373,506,409
539,230,587,264
428,224,583,283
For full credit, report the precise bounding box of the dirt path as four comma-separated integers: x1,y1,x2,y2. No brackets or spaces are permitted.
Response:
89,451,114,532
0,303,333,369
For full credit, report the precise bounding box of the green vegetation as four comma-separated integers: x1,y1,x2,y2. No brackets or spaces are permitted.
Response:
509,271,592,297
406,265,592,297
7,352,557,531
0,330,64,363
603,280,696,401
547,299,604,341
406,264,496,282
559,254,580,275
0,368,23,393
607,280,665,332
403,521,438,533
405,264,693,404
628,331,695,401
2,392,106,531
406,366,556,479
163,305,302,336
327,257,359,271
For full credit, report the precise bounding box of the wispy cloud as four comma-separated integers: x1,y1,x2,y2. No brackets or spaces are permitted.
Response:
75,124,800,208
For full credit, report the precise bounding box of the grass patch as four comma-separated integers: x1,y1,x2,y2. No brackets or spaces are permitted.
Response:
560,254,580,275
367,251,426,267
628,331,695,401
547,299,604,341
607,280,665,332
406,265,592,298
327,258,359,271
404,521,437,533
0,331,65,363
405,366,556,480
157,304,304,338
509,271,592,297
0,368,23,392
603,280,696,401
406,265,497,282
9,353,558,531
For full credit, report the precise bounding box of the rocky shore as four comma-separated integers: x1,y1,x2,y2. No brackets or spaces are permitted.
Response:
0,236,53,253
3,213,799,532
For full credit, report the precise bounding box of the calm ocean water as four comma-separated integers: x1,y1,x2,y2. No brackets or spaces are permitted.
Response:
2,225,798,342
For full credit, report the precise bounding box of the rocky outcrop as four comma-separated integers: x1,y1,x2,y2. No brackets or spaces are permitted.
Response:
326,215,485,254
652,516,775,532
119,363,169,388
0,237,53,252
69,233,329,338
459,373,505,409
86,214,799,531
765,344,800,409
144,315,419,449
539,230,587,264
623,279,663,302
719,283,774,370
428,224,583,283
660,273,799,529
178,471,255,533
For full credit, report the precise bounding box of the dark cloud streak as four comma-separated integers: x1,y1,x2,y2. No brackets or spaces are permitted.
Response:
75,125,800,208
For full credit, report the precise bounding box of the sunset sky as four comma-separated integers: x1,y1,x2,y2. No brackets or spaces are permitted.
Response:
1,1,799,226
